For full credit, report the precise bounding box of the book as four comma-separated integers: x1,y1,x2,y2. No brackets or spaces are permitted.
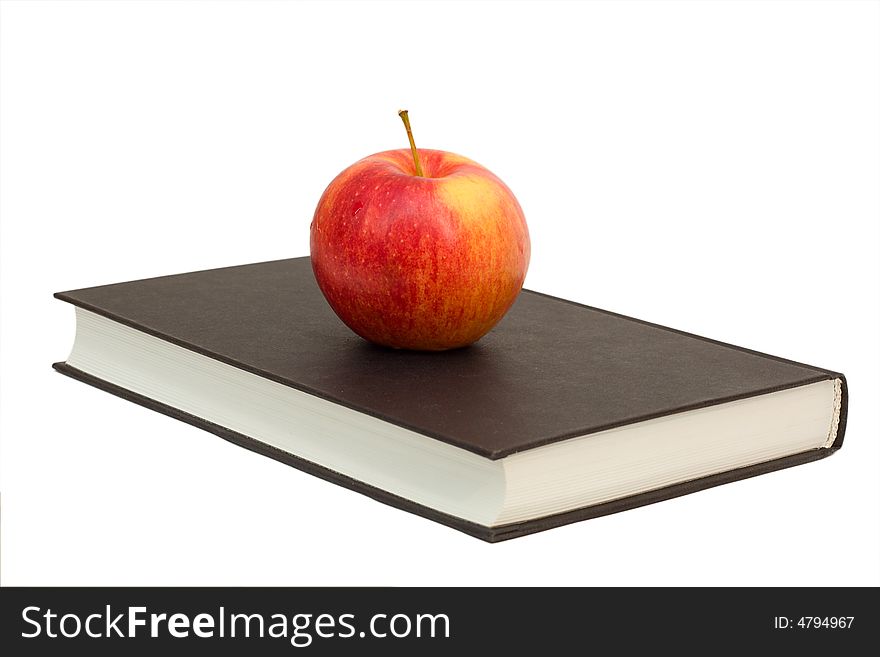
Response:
54,257,848,542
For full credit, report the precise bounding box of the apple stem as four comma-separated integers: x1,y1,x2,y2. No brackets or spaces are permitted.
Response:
398,109,424,177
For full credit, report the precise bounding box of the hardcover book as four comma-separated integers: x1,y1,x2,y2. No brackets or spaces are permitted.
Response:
54,257,848,541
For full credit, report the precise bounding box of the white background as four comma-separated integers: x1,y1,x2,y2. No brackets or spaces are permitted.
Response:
2,0,878,586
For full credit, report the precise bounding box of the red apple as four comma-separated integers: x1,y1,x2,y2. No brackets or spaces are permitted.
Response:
310,112,530,351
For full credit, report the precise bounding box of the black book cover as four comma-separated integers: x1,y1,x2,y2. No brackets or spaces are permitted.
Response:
54,257,848,541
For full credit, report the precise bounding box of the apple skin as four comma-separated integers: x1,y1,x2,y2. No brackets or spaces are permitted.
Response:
310,148,530,350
